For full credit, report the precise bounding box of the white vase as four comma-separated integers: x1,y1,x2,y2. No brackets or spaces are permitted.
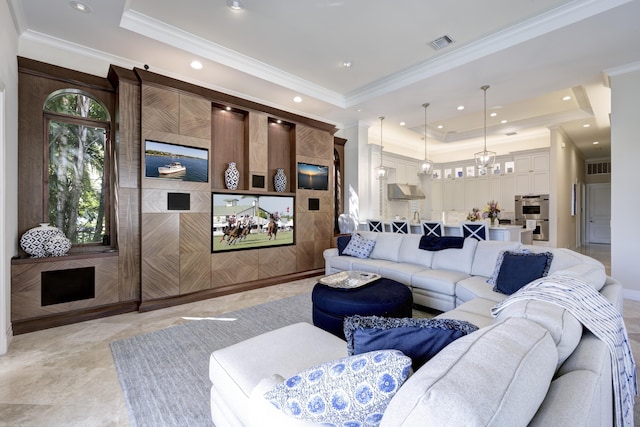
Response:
274,168,287,192
20,223,66,258
224,162,240,190
338,214,356,234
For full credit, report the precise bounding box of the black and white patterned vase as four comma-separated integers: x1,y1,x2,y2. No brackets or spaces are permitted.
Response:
44,235,72,257
20,223,66,258
224,162,240,190
274,168,287,192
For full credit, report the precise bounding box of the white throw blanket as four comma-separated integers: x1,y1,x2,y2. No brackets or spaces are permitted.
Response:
491,275,637,427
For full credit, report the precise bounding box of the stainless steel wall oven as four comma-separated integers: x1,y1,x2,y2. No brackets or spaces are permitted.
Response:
514,194,549,241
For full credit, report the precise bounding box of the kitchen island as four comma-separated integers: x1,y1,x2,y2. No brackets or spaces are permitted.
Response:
358,222,528,243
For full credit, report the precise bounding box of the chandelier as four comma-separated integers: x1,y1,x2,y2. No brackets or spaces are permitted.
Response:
474,85,496,174
419,102,433,176
375,116,387,179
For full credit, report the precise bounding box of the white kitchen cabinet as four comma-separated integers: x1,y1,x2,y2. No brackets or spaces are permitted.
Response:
514,150,549,195
431,179,443,213
442,180,465,211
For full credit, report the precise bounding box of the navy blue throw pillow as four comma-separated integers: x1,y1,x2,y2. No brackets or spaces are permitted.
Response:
336,235,352,255
493,251,553,295
418,235,465,251
343,315,478,370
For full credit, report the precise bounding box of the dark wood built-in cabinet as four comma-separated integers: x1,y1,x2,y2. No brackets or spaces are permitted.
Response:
12,57,339,333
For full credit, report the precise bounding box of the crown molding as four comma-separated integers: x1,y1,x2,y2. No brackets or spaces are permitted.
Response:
120,9,346,108
345,0,632,107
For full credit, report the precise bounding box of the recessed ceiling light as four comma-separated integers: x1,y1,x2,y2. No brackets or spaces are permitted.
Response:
457,105,464,111
277,119,282,124
490,112,497,117
593,141,600,145
227,0,244,10
583,124,591,128
341,61,352,68
400,122,406,126
69,1,91,13
190,60,203,70
562,96,572,101
293,96,302,103
225,106,232,111
437,125,443,129
501,119,507,124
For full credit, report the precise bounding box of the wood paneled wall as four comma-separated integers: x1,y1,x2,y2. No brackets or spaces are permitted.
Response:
13,58,339,330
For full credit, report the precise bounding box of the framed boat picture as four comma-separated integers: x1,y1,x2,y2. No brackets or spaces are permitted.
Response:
144,140,209,182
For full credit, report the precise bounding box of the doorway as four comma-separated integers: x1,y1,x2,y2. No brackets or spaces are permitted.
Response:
586,183,611,244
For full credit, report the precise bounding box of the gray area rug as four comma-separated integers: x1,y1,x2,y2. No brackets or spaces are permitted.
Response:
110,293,313,427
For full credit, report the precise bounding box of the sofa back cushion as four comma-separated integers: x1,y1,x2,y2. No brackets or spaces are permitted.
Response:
380,317,558,427
470,241,521,278
369,232,403,262
493,299,582,368
397,234,434,267
430,238,478,274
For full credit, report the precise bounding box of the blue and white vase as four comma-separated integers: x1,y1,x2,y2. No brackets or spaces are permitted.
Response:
274,168,287,192
224,162,240,190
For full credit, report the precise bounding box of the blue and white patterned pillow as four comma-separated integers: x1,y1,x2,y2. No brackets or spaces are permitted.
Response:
342,233,376,259
263,349,412,426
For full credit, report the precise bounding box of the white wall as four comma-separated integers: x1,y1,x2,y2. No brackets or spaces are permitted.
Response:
609,64,640,299
550,128,585,250
0,1,20,354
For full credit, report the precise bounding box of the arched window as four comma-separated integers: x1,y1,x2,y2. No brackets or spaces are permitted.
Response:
43,89,111,245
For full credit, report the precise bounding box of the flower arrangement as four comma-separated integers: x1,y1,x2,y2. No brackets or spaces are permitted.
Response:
482,200,501,225
466,207,482,222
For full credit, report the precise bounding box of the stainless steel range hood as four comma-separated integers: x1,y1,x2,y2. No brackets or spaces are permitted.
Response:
387,183,425,200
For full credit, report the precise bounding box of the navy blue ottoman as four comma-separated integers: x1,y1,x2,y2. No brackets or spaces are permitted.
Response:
312,277,413,339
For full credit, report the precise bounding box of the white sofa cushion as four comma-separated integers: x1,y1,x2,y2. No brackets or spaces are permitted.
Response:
470,240,521,278
397,234,434,267
455,276,507,304
430,238,478,274
209,322,346,427
369,232,403,262
493,299,583,368
549,263,606,291
378,263,428,286
380,317,558,427
411,269,469,296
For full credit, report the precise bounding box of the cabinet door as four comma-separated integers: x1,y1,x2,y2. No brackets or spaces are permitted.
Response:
489,177,501,204
515,157,531,173
477,178,491,207
532,153,549,172
532,171,549,194
453,180,465,211
515,173,530,195
465,179,478,210
431,180,443,212
442,181,455,211
501,175,515,212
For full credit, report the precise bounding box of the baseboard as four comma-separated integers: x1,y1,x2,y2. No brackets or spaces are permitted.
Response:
0,324,12,355
623,289,640,301
12,301,139,335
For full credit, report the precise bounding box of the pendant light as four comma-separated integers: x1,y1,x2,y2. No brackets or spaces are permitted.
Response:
474,85,496,174
375,116,387,179
419,103,433,175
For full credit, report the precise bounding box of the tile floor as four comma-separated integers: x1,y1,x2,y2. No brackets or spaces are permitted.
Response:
1,244,638,426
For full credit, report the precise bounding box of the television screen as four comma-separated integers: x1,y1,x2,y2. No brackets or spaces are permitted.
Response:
212,193,294,252
145,140,209,182
297,162,329,191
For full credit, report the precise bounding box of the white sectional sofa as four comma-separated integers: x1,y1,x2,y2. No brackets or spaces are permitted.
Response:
209,231,628,427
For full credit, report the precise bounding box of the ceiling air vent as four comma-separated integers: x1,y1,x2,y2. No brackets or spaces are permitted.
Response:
505,132,518,136
430,35,454,50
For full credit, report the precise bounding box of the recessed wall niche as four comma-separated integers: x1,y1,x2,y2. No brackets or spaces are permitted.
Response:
212,103,249,190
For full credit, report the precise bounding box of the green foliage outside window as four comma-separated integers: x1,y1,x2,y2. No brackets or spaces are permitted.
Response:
44,90,110,244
